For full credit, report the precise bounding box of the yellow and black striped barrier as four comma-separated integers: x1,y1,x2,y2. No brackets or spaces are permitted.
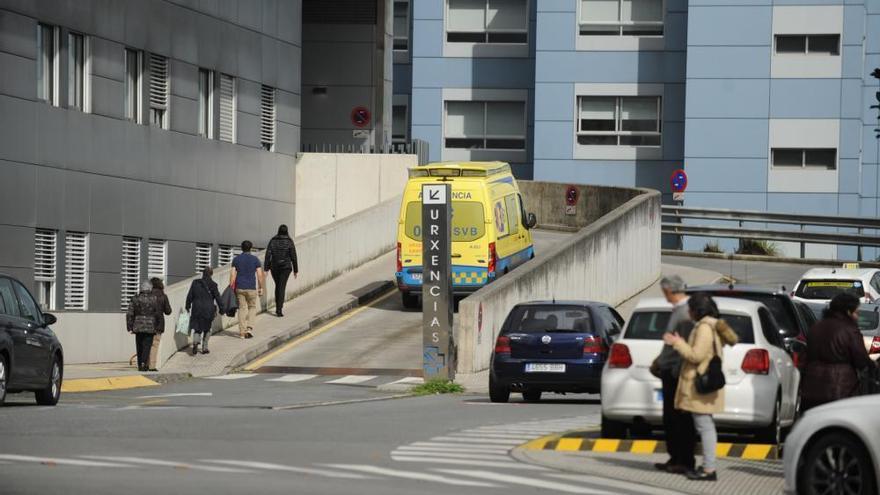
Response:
520,433,780,461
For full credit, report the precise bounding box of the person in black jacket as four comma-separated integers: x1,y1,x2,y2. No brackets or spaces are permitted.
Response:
264,224,298,317
185,267,222,355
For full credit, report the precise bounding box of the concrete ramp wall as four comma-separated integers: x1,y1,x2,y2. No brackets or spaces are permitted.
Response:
53,198,401,366
456,184,661,374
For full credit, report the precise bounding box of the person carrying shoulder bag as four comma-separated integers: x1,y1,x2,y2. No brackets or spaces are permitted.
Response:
663,292,739,482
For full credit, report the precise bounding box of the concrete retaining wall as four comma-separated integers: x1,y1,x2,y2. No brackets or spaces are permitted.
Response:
294,153,414,235
455,185,661,374
53,198,401,366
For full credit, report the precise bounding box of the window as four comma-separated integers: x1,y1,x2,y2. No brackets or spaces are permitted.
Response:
68,32,89,112
34,229,57,311
577,96,661,146
36,23,59,105
148,53,169,128
771,148,836,170
580,0,663,36
775,34,839,55
198,68,214,138
394,1,410,51
446,0,528,44
125,48,143,122
64,232,89,311
147,239,167,284
392,104,408,143
195,243,212,274
404,201,486,242
504,195,519,235
218,73,236,143
13,281,41,324
120,237,141,311
260,85,276,151
218,245,240,266
758,308,783,348
0,278,18,317
445,100,526,150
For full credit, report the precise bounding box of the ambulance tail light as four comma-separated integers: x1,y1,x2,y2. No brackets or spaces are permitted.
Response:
488,242,497,274
396,242,402,272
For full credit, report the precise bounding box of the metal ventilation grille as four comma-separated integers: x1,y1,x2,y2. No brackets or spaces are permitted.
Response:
218,245,241,266
120,237,141,311
64,232,89,311
195,243,212,274
303,0,377,24
34,229,57,282
148,53,168,110
218,73,236,143
260,85,276,151
148,239,167,283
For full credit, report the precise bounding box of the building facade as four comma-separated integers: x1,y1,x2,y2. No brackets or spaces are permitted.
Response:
396,0,880,257
0,0,302,312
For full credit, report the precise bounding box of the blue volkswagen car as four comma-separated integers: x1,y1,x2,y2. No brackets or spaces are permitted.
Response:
489,300,624,402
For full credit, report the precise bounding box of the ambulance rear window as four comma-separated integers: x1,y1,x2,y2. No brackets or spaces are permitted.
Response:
404,201,486,242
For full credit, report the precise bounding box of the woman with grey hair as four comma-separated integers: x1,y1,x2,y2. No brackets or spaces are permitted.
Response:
126,280,161,371
185,267,222,355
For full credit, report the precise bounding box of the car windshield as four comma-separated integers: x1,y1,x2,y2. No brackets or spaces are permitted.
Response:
858,309,879,334
506,305,594,334
795,279,865,300
624,310,755,344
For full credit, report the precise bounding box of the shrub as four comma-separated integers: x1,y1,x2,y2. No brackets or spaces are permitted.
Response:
411,378,465,396
736,239,780,257
703,242,723,253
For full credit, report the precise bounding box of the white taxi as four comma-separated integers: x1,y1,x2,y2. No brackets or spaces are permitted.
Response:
792,267,880,306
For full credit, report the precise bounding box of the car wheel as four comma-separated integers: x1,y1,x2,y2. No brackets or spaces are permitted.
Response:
798,432,877,495
401,293,419,309
522,390,541,402
601,415,628,439
488,374,509,403
757,394,783,444
35,357,62,406
0,353,7,406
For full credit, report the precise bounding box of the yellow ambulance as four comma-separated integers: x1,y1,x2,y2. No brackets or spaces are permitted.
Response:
395,161,537,308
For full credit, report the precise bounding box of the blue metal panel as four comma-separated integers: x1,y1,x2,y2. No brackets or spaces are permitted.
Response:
688,0,771,5
663,122,686,160
843,5,867,45
839,193,861,215
412,20,443,57
838,158,861,194
537,52,684,83
870,16,880,49
842,45,865,79
537,12,576,51
861,198,877,218
685,79,770,118
863,165,879,197
769,79,841,118
413,1,444,20
767,193,839,215
684,158,768,192
840,119,862,159
412,58,535,88
665,13,689,51
864,127,879,165
393,64,412,95
841,79,863,119
664,83,687,122
411,124,442,161
688,6,772,46
410,88,442,126
534,83,574,121
684,118,769,159
668,0,688,12
680,192,768,209
533,121,574,160
533,159,637,186
686,47,770,79
773,0,842,5
537,0,577,12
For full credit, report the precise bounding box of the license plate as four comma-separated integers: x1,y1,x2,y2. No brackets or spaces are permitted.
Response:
525,363,566,373
411,273,422,282
655,389,663,402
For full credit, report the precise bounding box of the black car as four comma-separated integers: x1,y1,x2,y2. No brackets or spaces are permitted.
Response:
489,300,623,403
0,274,64,406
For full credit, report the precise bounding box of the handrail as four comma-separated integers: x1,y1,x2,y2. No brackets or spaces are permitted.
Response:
662,205,880,230
662,223,880,248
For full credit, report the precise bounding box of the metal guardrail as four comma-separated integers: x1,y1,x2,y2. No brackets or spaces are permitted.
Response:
662,205,880,257
300,139,430,165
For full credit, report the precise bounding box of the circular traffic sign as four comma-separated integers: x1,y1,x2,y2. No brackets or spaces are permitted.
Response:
565,185,579,206
351,106,371,128
670,169,688,192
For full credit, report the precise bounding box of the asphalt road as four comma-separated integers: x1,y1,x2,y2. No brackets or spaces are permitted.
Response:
663,255,811,291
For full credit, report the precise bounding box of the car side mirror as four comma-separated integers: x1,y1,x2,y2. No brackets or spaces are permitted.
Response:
42,313,57,327
526,213,537,229
783,337,806,354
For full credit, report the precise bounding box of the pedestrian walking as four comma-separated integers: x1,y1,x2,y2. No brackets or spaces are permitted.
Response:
663,293,739,481
185,267,223,355
126,281,162,372
148,277,172,371
230,240,265,339
800,293,874,412
264,224,298,317
651,276,696,474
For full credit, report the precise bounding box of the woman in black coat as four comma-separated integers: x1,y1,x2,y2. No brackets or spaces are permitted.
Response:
185,267,222,355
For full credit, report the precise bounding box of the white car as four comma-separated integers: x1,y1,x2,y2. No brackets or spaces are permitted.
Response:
600,297,802,444
792,267,880,306
784,395,880,495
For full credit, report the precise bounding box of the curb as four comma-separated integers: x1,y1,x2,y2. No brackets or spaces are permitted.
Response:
225,281,396,374
519,431,780,461
662,249,880,269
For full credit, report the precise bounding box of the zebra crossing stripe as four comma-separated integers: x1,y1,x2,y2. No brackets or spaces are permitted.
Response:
202,460,371,479
390,456,548,471
389,451,512,461
326,375,377,385
81,456,252,473
395,445,511,454
0,454,134,468
321,464,497,487
205,374,257,380
266,374,318,383
434,469,609,494
429,436,524,445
